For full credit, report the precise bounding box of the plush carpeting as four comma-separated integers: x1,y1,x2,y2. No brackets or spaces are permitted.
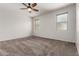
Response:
0,36,78,56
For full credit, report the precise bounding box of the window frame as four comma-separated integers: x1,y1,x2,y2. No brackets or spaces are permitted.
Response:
34,18,40,32
56,12,68,31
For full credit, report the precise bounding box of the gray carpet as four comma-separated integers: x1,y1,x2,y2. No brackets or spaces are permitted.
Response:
0,36,78,56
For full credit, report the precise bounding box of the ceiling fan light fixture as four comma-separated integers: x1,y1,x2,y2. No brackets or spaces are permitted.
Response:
28,8,32,13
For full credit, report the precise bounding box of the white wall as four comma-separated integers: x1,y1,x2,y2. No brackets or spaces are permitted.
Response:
0,4,32,41
76,4,79,54
33,4,76,42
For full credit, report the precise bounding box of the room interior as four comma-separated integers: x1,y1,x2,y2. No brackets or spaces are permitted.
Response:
0,3,78,56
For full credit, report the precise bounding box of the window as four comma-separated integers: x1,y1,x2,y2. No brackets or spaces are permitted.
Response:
56,12,68,31
34,19,40,32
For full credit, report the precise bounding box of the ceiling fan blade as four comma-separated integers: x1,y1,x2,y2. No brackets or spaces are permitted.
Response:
22,3,27,7
32,8,39,12
32,3,37,7
20,8,28,10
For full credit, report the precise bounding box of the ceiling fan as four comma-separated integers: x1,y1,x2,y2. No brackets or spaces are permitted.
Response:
21,3,39,13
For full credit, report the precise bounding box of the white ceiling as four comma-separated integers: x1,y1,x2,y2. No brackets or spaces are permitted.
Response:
36,3,72,16
0,3,73,17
